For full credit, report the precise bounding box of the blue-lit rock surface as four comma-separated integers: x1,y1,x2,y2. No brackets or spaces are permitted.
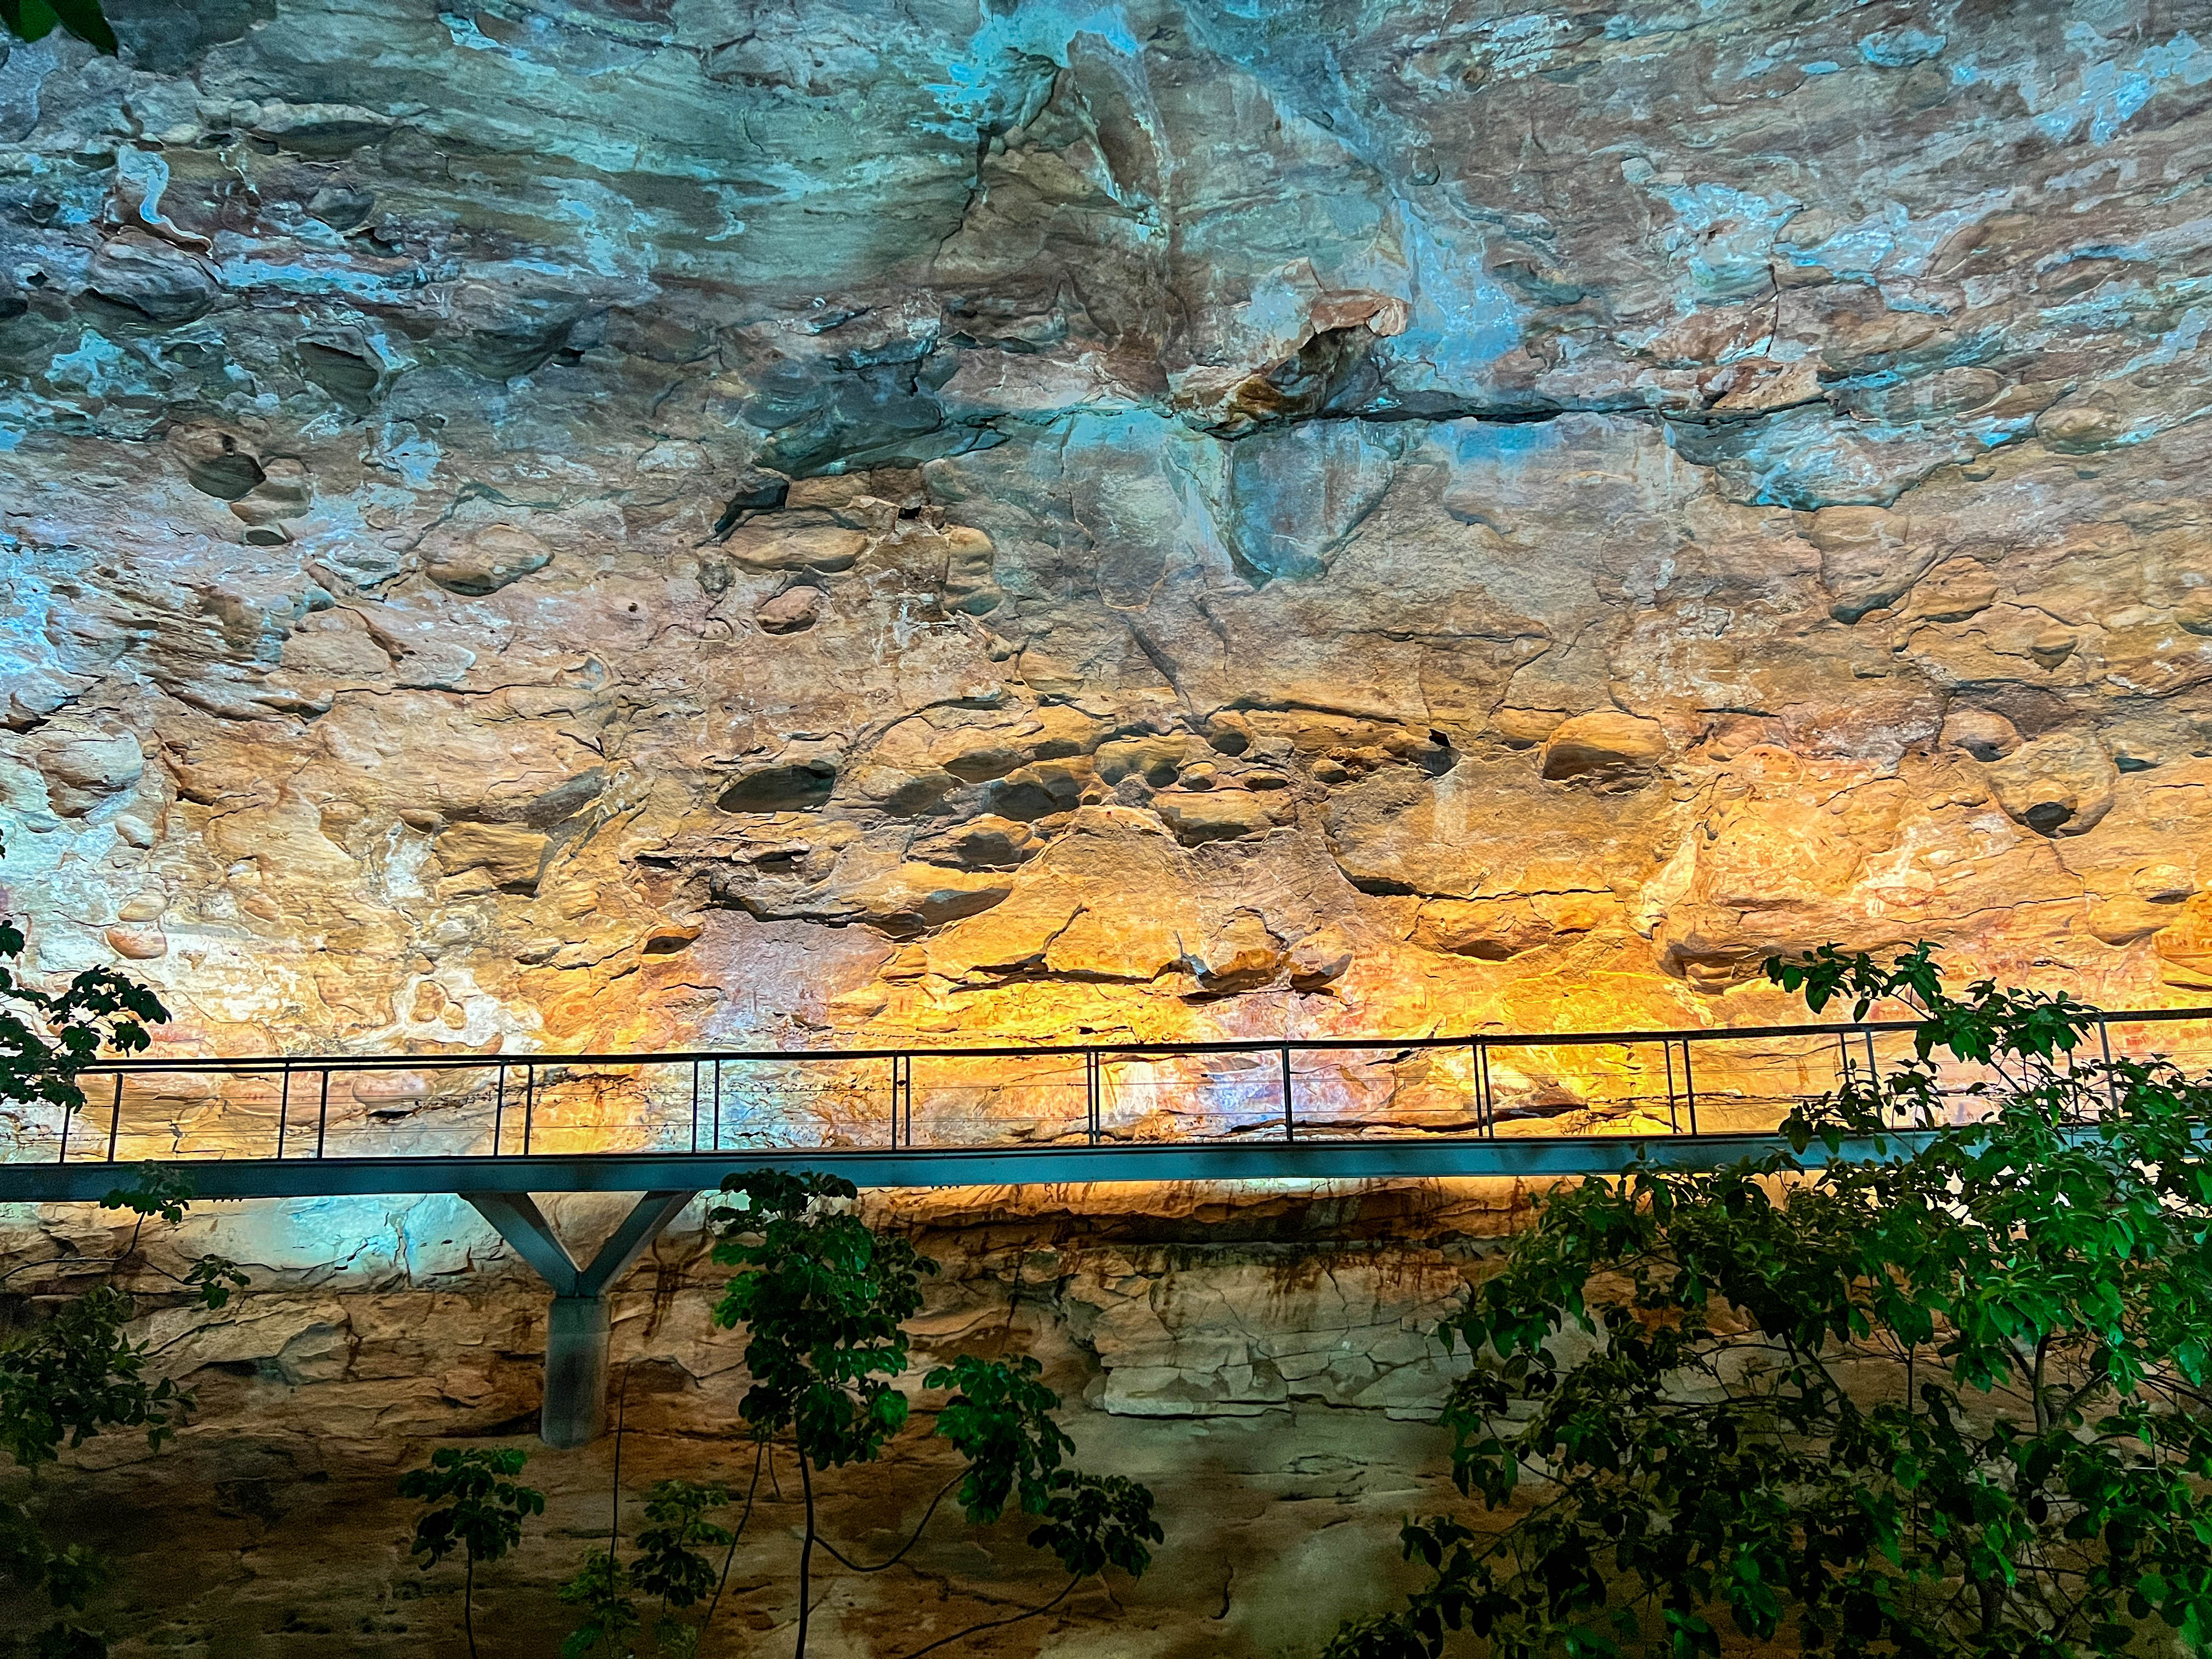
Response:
6,1,2212,1065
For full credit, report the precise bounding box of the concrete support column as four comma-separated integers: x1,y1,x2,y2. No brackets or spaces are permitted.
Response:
544,1295,614,1449
462,1189,697,1447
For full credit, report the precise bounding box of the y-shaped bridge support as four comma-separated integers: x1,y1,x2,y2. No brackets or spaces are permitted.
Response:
462,1190,698,1448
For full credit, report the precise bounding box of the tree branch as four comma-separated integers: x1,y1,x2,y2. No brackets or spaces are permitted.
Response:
898,1573,1080,1659
812,1471,965,1574
702,1437,768,1633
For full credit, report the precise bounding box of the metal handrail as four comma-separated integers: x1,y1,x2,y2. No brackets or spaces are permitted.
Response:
63,1004,2212,1073
28,1004,2212,1170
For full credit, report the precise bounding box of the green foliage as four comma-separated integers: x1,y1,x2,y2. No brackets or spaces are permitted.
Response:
400,1446,544,1658
926,1353,1072,1523
1765,940,2097,1065
97,1166,249,1309
1331,944,2212,1658
1026,1472,1162,1580
97,1166,195,1227
25,1621,105,1658
0,1496,101,1609
631,1480,731,1611
0,1172,215,1655
1321,1521,1488,1659
705,1169,1159,1655
177,1255,249,1312
582,1474,749,1658
926,1353,1160,1575
709,1170,932,1468
560,1548,641,1658
400,1446,544,1572
0,867,205,1658
0,918,165,1126
0,1286,189,1472
0,0,115,53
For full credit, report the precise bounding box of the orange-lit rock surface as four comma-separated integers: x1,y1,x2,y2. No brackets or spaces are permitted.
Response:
5,2,2212,1094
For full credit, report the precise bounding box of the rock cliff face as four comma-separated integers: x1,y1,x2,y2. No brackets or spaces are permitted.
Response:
5,4,2212,1649
6,0,2212,1076
5,1183,1506,1657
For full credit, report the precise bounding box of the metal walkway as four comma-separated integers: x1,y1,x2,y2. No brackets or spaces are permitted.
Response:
4,1005,2205,1445
12,1006,2210,1185
0,1129,1857,1204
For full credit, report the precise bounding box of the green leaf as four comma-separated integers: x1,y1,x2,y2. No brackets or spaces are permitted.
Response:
630,1479,730,1610
557,1548,639,1657
400,1447,543,1571
708,1169,933,1469
1,0,61,43
0,1285,192,1470
42,0,115,50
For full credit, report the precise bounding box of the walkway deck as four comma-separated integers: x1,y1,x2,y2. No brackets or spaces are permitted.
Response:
0,1129,1845,1204
5,1005,2205,1203
4,1006,2204,1444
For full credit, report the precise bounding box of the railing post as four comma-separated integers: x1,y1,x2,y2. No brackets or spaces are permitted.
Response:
2098,1014,2118,1114
37,1011,2211,1196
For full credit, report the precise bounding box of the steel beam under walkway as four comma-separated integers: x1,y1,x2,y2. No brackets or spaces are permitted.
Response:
0,1130,1897,1206
18,1002,2205,1443
461,1190,696,1448
0,1132,1921,1447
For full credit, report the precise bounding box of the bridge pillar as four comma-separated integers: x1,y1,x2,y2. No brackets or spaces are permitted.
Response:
462,1189,697,1448
544,1295,613,1449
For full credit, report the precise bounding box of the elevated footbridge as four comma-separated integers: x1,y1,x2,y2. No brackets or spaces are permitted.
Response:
4,1007,2205,1444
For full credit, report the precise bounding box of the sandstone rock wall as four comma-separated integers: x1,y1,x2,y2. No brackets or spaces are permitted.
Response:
2,1182,1513,1656
5,1,2212,1097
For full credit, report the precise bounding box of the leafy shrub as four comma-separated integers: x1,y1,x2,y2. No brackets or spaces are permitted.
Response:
400,1446,545,1659
0,879,239,1659
697,1169,1161,1656
1329,944,2212,1658
0,0,114,52
559,1547,641,1658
